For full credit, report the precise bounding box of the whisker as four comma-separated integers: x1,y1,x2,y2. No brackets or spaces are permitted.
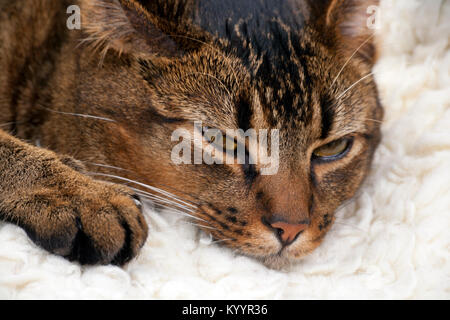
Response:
41,107,116,122
361,118,383,124
184,72,232,98
136,190,188,209
134,190,199,215
133,177,203,208
136,180,203,208
333,221,368,233
324,69,381,116
85,162,202,209
337,72,374,100
183,222,218,231
148,201,207,223
132,190,211,225
200,232,235,245
0,122,14,128
88,162,128,171
87,171,197,209
330,33,375,89
85,162,201,207
211,238,234,244
133,185,198,210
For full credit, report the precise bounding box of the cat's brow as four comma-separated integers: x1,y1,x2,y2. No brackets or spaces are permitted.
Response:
337,72,375,100
322,71,377,138
329,34,375,89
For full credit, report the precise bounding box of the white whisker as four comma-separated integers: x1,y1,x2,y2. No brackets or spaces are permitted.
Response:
42,107,116,122
334,221,368,233
330,34,375,89
183,222,218,231
137,191,186,208
0,122,14,128
132,188,197,213
146,200,207,223
136,190,199,214
361,118,383,124
211,238,234,244
88,162,127,171
88,172,197,209
184,72,232,98
337,72,374,100
132,190,209,224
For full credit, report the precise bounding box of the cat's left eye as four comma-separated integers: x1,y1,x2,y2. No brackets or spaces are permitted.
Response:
222,135,238,152
205,131,237,152
313,137,352,161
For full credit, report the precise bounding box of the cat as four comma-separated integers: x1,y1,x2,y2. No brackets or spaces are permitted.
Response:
0,0,383,268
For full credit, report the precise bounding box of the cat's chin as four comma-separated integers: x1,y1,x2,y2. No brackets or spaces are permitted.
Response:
253,241,321,270
258,253,302,271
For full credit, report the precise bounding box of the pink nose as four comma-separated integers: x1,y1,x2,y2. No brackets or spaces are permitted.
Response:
270,221,309,245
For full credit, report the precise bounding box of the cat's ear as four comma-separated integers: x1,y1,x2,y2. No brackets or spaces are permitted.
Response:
325,0,379,64
80,0,181,58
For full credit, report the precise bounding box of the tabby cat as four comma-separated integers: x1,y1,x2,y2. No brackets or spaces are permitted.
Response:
0,0,383,268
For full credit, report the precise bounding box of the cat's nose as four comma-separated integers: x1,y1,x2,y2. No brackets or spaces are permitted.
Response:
266,219,310,245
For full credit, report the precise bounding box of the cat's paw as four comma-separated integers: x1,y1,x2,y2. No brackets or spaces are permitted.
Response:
22,181,148,266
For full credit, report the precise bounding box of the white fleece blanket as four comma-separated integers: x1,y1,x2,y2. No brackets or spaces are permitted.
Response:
0,0,449,299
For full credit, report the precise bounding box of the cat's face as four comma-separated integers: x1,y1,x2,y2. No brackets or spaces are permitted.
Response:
77,0,382,268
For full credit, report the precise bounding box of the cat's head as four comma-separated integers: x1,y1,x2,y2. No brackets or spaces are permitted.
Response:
78,0,382,268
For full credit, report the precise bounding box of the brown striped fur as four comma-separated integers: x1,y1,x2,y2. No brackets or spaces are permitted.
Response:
0,0,382,268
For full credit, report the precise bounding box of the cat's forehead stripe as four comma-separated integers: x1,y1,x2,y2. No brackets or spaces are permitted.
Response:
319,95,335,140
192,0,317,127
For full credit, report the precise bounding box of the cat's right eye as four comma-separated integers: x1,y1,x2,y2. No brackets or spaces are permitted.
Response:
312,137,353,161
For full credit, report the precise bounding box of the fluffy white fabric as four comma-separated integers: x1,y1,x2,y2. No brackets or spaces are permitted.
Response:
0,0,449,299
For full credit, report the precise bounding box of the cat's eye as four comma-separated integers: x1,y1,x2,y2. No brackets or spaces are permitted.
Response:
221,135,238,152
205,130,237,152
313,137,352,160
